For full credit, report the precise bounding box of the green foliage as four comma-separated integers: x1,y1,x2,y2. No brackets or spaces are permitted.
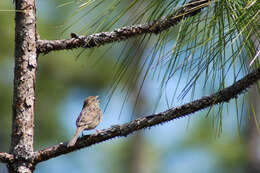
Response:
64,0,259,100
58,1,260,127
0,0,258,172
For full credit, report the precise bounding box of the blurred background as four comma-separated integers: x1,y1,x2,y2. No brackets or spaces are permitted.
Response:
0,0,259,173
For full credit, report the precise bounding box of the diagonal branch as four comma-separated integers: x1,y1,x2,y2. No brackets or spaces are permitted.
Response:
33,67,260,164
37,0,211,54
0,152,14,164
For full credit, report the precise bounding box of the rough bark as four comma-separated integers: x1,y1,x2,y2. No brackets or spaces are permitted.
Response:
37,0,211,54
0,0,257,172
8,0,38,172
0,153,14,164
33,67,260,163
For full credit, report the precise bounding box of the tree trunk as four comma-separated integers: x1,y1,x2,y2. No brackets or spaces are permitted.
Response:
8,0,37,172
247,23,260,173
247,86,260,172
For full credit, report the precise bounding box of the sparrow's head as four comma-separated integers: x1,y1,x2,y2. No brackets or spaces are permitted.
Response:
84,96,99,106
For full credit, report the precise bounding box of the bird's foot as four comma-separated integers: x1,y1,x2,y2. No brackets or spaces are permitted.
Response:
81,131,85,137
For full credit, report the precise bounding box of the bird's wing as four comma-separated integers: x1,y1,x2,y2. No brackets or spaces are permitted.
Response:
76,105,101,127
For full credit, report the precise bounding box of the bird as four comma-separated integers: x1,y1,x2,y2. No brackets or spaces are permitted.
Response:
67,96,103,147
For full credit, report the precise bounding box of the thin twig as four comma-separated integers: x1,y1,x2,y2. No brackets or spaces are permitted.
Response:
33,67,260,164
37,0,211,54
0,152,14,164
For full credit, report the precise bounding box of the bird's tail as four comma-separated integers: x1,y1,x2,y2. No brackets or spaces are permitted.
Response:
67,127,84,147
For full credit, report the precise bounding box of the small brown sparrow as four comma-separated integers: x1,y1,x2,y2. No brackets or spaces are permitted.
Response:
67,96,103,147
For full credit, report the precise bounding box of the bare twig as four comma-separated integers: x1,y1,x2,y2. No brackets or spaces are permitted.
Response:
37,0,211,54
0,152,14,164
33,67,260,164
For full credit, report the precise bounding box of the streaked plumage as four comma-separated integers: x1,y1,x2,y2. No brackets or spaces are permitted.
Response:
67,96,102,147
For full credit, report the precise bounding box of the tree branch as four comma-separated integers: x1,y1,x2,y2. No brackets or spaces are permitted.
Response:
0,152,14,164
37,0,211,54
33,67,260,164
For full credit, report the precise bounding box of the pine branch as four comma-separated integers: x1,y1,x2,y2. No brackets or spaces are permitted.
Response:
33,67,260,164
37,0,211,54
0,152,14,164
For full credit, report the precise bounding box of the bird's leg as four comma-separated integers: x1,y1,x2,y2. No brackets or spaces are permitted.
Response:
95,129,100,134
81,131,85,137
